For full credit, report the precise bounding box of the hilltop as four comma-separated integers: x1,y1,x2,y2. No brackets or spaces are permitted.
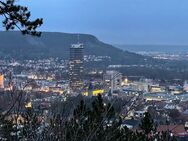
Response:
0,31,151,65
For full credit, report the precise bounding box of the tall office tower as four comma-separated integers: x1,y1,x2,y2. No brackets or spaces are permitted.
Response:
69,43,84,91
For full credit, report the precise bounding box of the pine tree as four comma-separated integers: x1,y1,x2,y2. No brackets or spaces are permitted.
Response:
1,118,15,140
140,112,154,135
0,0,43,36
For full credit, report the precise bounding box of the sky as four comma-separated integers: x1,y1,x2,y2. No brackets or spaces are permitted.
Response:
17,0,188,45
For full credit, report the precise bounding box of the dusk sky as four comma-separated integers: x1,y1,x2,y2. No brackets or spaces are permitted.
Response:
18,0,188,45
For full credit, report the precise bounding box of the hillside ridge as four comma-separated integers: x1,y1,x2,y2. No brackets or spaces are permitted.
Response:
0,31,149,64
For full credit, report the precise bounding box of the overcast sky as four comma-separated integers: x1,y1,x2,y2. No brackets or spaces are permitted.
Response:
18,0,188,45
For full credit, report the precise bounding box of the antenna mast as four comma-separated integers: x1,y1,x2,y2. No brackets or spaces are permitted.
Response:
77,34,80,44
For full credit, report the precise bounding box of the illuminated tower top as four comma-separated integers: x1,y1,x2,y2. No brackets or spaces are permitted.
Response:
71,43,84,49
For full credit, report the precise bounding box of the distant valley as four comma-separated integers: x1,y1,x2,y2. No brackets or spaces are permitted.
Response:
115,44,188,53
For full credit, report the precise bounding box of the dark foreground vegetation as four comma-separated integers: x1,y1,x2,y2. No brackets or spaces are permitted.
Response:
0,94,177,141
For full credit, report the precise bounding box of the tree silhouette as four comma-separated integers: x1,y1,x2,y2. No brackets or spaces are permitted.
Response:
0,94,178,141
140,112,154,135
1,117,15,140
0,0,43,36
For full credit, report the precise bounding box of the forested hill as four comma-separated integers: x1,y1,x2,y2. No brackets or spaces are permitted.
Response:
0,31,152,64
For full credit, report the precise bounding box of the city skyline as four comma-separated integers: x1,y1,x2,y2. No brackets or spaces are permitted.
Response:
1,1,188,141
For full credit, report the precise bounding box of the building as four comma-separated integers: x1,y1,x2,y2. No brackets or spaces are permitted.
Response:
157,125,188,139
183,81,188,92
69,43,84,91
103,70,122,93
0,74,4,89
130,81,150,92
149,84,164,93
169,85,183,94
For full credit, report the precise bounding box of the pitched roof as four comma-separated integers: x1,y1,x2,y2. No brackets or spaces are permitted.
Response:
157,125,188,136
